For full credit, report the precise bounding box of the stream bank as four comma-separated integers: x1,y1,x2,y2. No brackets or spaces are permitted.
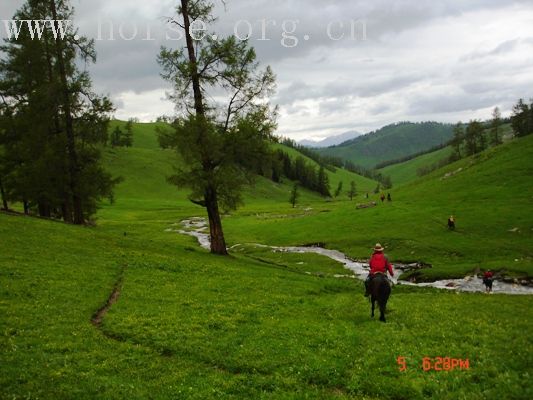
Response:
169,218,533,295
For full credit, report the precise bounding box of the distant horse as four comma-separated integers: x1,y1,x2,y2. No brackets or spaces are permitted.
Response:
369,273,391,322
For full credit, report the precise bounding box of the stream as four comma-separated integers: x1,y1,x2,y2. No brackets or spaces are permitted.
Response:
168,217,533,295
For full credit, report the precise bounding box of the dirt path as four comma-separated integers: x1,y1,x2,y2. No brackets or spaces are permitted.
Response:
91,264,126,327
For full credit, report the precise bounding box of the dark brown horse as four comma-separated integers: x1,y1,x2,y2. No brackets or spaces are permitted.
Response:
369,273,391,322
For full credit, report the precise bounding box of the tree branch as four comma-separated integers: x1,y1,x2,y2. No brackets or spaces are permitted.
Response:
189,198,207,207
224,87,241,131
164,16,185,30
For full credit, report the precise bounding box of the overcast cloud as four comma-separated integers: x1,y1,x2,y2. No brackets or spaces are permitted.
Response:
1,0,532,140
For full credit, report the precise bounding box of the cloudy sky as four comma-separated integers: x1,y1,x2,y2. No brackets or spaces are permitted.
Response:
1,0,533,141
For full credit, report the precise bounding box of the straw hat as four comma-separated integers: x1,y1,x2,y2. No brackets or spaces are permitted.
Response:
373,243,385,252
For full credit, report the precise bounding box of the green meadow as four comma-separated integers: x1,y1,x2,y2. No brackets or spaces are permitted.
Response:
226,134,533,280
378,146,453,187
1,122,532,399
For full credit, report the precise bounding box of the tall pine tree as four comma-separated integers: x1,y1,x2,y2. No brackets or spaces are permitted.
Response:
490,107,502,145
348,181,356,201
317,166,330,197
0,0,116,223
158,0,277,254
465,120,483,156
511,98,533,137
451,122,464,160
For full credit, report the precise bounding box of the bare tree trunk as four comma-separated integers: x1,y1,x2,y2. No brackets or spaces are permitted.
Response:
50,0,84,225
0,177,8,210
44,38,71,223
181,0,206,117
38,201,51,218
23,199,29,215
44,28,64,144
205,186,227,255
62,197,72,223
181,0,227,254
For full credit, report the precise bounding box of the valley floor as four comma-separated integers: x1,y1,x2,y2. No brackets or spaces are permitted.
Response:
1,129,532,399
1,204,532,399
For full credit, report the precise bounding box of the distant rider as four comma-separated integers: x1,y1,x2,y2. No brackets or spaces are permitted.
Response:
365,243,394,296
448,215,455,230
483,270,494,293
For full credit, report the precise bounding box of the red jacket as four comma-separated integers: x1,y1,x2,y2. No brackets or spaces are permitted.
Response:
369,252,394,276
483,271,493,279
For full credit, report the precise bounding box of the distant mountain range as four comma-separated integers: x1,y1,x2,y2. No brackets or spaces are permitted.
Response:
298,131,360,148
315,121,454,169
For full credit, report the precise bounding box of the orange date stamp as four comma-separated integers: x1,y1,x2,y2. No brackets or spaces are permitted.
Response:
397,356,470,372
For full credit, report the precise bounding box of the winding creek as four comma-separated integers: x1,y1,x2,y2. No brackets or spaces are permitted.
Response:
167,217,533,295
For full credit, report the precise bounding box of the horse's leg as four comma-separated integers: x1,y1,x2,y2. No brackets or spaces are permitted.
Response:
379,301,386,322
371,297,375,318
379,289,389,322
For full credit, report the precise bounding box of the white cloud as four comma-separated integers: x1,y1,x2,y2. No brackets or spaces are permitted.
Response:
1,0,533,138
113,89,174,122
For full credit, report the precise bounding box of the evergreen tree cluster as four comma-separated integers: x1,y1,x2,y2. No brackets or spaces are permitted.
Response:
0,0,116,222
110,119,134,148
273,149,331,197
305,149,391,188
418,119,490,178
280,137,338,172
449,98,532,164
510,98,533,137
417,100,531,178
450,107,505,162
279,137,392,189
450,117,497,162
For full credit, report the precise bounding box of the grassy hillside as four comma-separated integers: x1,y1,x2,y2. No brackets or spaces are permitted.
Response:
225,134,533,279
317,122,453,168
103,121,378,213
379,146,453,186
274,143,378,195
103,122,339,213
378,123,515,187
1,122,532,399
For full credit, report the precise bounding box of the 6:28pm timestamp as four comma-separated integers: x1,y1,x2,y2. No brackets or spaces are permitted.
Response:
397,356,470,372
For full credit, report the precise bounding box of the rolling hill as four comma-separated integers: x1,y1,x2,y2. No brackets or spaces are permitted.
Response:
377,123,515,187
316,121,454,168
104,121,377,210
378,146,453,186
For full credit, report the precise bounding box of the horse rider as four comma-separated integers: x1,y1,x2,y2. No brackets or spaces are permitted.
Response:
365,243,394,296
483,269,494,293
448,215,455,230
